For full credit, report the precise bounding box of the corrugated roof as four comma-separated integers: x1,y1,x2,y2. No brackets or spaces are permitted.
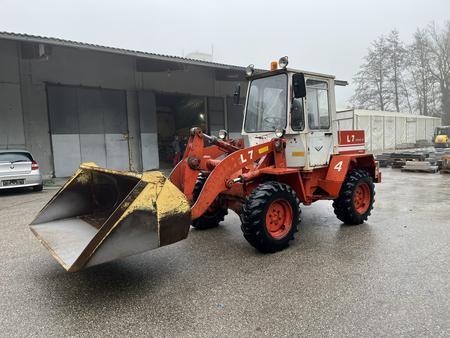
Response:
0,31,247,71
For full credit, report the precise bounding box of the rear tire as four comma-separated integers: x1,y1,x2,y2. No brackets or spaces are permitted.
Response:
333,169,375,225
241,181,300,253
191,175,228,230
33,184,43,192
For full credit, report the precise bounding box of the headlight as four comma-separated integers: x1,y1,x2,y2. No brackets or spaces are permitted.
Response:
218,129,228,140
278,56,288,69
275,128,285,138
245,64,255,77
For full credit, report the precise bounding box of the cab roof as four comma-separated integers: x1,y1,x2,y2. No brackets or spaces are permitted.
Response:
250,68,348,86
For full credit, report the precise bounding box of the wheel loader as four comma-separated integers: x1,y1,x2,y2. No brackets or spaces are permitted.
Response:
30,57,381,272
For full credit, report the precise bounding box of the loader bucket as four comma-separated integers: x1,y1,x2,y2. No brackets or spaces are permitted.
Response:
30,163,191,272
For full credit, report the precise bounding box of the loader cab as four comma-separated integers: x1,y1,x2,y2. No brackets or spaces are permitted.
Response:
241,61,339,170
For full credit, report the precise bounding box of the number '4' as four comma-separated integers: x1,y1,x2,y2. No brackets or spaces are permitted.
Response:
334,160,343,172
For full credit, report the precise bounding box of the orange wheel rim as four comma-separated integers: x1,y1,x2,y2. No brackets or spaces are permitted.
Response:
265,199,293,239
354,182,371,214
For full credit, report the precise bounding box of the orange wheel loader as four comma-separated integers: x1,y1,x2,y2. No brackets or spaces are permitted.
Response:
30,57,381,272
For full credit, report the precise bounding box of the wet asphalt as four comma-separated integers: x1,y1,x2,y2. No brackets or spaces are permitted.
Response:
0,168,449,337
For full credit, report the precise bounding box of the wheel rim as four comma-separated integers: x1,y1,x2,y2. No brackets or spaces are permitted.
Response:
353,182,371,214
265,199,293,239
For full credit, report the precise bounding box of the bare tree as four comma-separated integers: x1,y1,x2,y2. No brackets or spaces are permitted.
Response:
353,22,450,121
427,21,450,124
386,30,407,112
407,29,435,116
352,36,392,111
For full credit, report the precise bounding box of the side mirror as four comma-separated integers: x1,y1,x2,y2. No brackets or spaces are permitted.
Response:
233,83,241,105
292,73,306,98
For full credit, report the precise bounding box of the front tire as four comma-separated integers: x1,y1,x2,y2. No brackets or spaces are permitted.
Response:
191,175,228,230
333,169,375,225
241,182,300,253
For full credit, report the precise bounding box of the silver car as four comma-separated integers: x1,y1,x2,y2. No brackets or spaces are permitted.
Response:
0,150,43,191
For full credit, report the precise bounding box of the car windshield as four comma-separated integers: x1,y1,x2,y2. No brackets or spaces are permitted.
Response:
0,152,32,163
244,74,287,132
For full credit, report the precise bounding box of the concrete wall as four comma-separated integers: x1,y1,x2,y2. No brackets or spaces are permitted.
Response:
0,38,247,177
0,40,25,149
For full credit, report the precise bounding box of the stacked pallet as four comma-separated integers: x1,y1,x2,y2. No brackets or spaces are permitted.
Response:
401,161,439,173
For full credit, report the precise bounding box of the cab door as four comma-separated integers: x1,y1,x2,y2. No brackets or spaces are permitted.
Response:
305,79,333,167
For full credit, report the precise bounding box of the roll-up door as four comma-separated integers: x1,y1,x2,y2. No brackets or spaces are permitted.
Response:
47,85,129,177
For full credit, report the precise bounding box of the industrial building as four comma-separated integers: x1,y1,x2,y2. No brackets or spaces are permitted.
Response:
0,32,247,178
337,109,441,152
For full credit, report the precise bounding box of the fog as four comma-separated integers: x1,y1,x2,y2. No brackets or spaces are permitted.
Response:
1,0,449,107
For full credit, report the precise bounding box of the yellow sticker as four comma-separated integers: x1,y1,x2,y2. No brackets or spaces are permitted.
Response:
258,146,269,154
292,151,305,157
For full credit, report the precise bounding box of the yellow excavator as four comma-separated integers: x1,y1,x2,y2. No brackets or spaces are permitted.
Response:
434,126,450,148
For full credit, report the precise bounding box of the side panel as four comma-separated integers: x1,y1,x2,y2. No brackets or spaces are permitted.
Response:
337,118,353,131
52,134,82,177
416,118,426,140
384,116,396,150
406,119,416,144
308,133,333,166
425,119,435,141
371,115,384,152
80,134,107,168
395,117,407,146
356,115,371,151
105,134,130,170
320,154,378,197
337,130,365,154
285,134,307,167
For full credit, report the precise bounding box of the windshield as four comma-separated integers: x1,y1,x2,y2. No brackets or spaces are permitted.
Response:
436,128,449,135
244,74,287,132
0,152,32,163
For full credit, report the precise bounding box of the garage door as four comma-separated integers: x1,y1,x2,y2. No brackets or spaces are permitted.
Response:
47,85,129,177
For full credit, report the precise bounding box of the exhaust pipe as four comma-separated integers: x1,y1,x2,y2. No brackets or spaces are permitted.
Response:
30,163,191,272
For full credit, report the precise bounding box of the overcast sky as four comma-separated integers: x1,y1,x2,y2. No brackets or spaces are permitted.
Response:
1,0,449,107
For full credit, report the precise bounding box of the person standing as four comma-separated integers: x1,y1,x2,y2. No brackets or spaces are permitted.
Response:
172,135,181,166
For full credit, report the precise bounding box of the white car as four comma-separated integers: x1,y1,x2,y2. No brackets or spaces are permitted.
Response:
0,150,43,191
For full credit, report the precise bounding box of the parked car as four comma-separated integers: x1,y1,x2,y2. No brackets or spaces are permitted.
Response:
0,150,43,191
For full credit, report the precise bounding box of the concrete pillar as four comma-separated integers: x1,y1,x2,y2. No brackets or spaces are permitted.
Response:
138,90,159,170
19,59,54,178
126,90,142,172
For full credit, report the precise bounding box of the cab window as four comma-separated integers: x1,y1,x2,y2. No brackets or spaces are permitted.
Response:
291,98,304,131
244,74,287,132
306,79,329,129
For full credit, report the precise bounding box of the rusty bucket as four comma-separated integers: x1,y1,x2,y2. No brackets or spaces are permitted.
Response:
30,163,191,272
